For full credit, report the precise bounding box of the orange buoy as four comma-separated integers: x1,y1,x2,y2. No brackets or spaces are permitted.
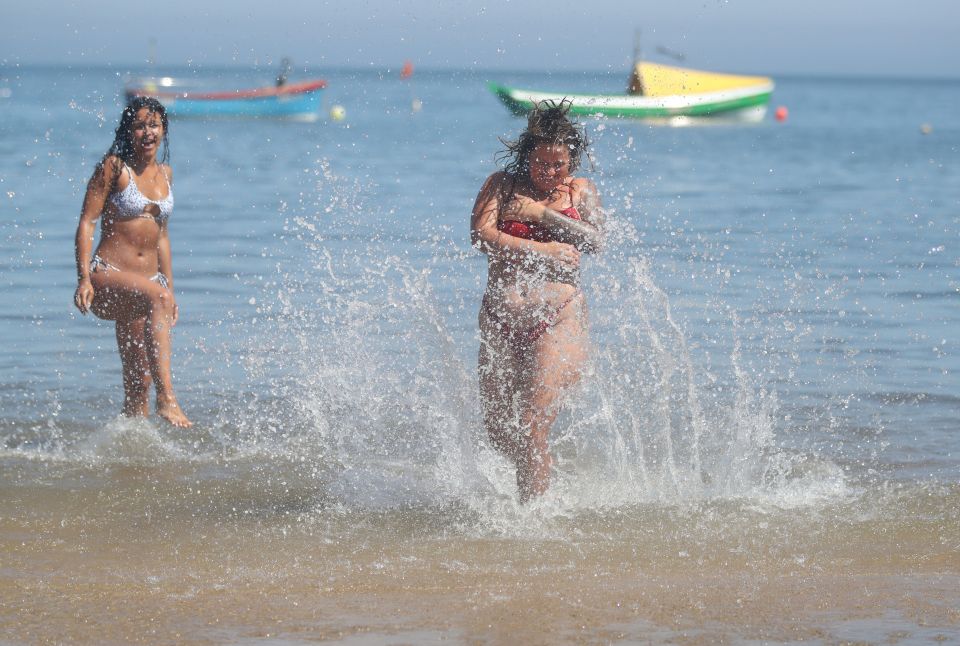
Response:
774,105,788,122
400,60,414,80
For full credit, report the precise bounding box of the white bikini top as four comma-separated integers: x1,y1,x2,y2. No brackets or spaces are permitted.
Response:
107,163,173,223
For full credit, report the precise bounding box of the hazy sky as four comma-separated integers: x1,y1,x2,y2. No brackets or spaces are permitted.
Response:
3,0,957,77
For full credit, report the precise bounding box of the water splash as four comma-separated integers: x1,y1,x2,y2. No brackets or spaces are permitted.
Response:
221,158,847,521
76,415,188,465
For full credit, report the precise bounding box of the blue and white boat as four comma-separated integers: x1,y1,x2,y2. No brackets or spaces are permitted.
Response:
125,76,327,121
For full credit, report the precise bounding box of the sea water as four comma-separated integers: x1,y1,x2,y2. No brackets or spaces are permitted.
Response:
1,65,958,643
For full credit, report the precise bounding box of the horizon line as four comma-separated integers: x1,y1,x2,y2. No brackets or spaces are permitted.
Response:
2,60,960,83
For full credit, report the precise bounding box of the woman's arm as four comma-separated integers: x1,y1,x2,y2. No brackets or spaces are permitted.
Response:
73,158,116,313
156,166,175,289
156,165,178,324
470,172,580,269
157,223,174,291
541,179,605,253
156,222,179,325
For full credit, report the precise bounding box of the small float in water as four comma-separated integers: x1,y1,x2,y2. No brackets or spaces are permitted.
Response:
125,74,327,121
490,60,775,125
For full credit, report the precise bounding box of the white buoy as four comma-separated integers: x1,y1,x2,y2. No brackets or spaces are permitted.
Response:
330,105,346,121
920,123,933,135
411,98,423,113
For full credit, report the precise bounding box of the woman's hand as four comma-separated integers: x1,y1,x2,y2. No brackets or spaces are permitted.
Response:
74,278,94,314
505,195,546,223
169,292,180,327
541,241,580,269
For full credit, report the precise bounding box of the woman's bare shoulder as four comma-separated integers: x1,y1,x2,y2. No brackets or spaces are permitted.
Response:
483,170,512,189
86,155,123,192
99,154,123,176
474,171,511,207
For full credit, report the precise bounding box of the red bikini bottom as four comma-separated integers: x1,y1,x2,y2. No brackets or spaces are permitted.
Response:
483,292,580,345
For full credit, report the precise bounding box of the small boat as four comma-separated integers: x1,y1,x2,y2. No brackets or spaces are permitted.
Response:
125,76,327,121
490,61,774,125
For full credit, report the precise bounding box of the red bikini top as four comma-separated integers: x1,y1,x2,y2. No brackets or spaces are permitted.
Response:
498,206,581,242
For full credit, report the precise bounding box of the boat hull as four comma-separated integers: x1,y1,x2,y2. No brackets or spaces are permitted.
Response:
489,81,774,124
126,79,327,121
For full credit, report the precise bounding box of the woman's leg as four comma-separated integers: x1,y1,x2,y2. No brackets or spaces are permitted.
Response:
517,304,588,502
478,308,528,463
115,317,152,417
90,269,192,427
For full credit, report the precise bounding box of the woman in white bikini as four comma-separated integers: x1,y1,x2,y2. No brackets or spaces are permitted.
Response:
471,100,604,501
73,97,191,427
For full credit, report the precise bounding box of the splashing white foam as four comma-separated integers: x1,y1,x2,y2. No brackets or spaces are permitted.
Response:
226,159,848,521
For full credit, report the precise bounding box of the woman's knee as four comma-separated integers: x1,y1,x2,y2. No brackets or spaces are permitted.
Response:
147,287,175,315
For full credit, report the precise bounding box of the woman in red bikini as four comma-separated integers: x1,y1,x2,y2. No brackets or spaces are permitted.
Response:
73,97,191,428
471,100,604,502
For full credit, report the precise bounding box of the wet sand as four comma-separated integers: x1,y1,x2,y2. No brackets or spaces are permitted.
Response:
3,468,958,644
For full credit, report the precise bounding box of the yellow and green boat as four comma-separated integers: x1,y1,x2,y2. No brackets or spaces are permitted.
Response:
490,61,774,124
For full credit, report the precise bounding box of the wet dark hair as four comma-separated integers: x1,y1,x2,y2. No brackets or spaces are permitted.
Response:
495,99,589,211
99,96,170,191
497,98,589,178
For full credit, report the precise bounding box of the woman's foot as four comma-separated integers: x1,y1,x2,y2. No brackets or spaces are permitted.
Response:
156,398,192,427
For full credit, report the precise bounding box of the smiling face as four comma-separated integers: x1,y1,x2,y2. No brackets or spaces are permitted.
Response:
128,107,165,161
527,143,571,193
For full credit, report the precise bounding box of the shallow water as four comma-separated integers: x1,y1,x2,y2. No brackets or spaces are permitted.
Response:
1,65,958,642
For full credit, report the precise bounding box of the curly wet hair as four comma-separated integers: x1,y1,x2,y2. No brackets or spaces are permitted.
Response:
97,96,170,192
496,98,589,178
